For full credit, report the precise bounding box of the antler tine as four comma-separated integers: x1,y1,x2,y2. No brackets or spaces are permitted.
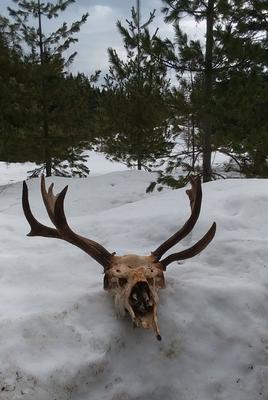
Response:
152,176,202,261
53,184,114,266
22,177,115,270
41,174,59,225
160,222,216,270
22,181,60,239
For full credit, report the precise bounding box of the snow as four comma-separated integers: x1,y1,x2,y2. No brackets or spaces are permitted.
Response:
0,169,268,399
0,151,127,186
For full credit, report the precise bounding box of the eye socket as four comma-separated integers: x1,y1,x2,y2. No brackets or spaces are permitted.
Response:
118,278,128,287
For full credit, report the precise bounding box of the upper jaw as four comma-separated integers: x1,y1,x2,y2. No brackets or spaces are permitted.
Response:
129,281,154,316
128,281,161,340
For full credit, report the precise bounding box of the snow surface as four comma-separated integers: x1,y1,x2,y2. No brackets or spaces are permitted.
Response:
0,151,127,186
1,171,268,400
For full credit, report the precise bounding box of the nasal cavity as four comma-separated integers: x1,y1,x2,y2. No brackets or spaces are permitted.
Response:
129,281,153,315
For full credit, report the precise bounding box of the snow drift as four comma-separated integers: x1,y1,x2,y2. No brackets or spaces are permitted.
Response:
0,171,268,400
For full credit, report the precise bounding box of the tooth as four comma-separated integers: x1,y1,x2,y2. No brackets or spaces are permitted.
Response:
132,293,138,301
143,291,149,302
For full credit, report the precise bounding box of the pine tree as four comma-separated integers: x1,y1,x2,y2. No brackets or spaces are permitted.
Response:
213,0,268,177
8,0,89,176
0,15,28,157
161,0,218,181
147,0,268,181
98,5,173,170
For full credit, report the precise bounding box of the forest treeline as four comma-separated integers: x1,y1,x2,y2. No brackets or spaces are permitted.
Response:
0,0,267,183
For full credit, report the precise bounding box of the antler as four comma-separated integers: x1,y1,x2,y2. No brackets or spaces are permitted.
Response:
22,175,114,270
152,176,216,269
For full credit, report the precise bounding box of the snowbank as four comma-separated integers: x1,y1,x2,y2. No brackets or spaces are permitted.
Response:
0,151,127,186
0,172,268,400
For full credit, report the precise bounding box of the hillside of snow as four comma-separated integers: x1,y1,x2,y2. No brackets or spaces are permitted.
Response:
0,171,268,400
0,151,128,186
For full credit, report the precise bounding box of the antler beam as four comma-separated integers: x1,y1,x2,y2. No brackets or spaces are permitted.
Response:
22,175,114,270
160,222,216,269
152,176,202,261
152,176,216,269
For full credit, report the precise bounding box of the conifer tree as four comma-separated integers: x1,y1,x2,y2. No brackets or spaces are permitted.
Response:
0,15,28,156
160,0,217,181
213,0,268,177
98,4,173,170
8,0,89,176
147,0,268,181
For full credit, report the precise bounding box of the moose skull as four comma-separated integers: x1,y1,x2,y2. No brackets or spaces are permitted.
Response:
22,175,216,340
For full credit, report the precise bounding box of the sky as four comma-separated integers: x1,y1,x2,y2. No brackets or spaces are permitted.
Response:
0,0,205,78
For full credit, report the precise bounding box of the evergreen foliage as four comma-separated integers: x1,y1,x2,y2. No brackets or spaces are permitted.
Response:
146,0,268,185
6,0,90,177
0,16,25,140
97,6,174,170
0,1,267,181
213,0,268,177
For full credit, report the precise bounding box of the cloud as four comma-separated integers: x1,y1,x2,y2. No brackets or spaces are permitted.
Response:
68,4,126,75
0,0,205,79
70,1,169,76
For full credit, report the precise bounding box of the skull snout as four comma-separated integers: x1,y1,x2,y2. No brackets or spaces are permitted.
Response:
129,281,154,316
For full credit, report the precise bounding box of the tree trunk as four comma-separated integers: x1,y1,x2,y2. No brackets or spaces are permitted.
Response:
191,115,196,171
253,146,268,177
202,0,214,182
38,0,51,177
137,157,142,170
